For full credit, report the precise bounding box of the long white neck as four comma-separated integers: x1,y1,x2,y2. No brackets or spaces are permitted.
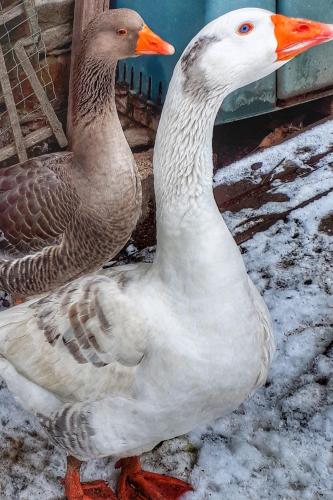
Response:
154,64,224,212
152,63,243,286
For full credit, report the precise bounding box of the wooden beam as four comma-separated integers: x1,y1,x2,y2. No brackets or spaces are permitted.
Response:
0,43,28,163
66,0,109,145
14,39,68,148
0,126,54,162
0,1,25,26
23,0,41,47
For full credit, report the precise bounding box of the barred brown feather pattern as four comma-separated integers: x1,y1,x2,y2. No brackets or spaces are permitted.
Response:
0,189,139,296
31,275,115,367
0,152,77,254
72,57,116,128
39,403,97,460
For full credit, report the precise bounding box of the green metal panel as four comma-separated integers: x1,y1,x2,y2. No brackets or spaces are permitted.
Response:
113,1,333,122
114,0,205,102
114,0,277,123
206,0,277,123
277,0,333,100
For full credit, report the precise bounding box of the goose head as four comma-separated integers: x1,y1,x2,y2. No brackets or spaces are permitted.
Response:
181,8,333,95
83,8,175,61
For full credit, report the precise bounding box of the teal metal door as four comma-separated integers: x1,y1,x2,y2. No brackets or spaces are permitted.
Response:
277,0,333,101
113,0,276,122
205,0,276,122
113,1,333,122
115,0,205,102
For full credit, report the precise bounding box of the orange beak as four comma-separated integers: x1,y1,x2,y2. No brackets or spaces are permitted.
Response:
272,14,333,61
135,24,175,56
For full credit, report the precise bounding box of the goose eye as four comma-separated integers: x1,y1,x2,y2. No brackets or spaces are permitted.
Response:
117,28,128,36
237,22,254,35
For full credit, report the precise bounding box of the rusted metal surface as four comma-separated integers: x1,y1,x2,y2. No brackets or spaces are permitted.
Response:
277,84,333,110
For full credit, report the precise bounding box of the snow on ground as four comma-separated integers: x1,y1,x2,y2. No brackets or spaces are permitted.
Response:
214,118,333,238
214,119,333,187
0,120,332,499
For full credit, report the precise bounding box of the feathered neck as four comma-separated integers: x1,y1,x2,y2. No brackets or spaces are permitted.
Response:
69,46,134,209
72,53,117,132
154,63,229,215
152,62,234,281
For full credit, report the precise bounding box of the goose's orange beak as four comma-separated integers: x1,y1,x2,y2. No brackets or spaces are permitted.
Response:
135,24,175,56
272,14,333,61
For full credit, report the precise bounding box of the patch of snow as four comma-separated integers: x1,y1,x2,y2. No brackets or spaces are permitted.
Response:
213,119,333,187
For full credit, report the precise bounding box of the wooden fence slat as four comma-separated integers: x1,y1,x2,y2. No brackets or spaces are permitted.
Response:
14,39,68,148
23,0,41,47
0,43,28,163
0,1,25,26
0,126,53,162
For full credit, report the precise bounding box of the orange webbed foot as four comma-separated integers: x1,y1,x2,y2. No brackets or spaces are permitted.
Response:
115,456,193,499
64,456,116,500
81,480,117,499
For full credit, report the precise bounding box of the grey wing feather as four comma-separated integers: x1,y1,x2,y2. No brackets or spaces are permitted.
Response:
31,272,145,369
39,403,98,460
248,278,275,389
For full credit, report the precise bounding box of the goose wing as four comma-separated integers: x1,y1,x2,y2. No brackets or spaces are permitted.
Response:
0,267,148,459
0,270,146,399
0,152,80,255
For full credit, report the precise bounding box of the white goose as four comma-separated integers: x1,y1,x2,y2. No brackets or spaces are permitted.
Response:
0,8,332,500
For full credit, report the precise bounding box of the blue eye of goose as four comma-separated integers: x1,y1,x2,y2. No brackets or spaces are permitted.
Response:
238,23,254,35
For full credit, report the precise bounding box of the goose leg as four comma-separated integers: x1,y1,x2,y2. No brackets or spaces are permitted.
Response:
116,456,192,499
64,456,116,500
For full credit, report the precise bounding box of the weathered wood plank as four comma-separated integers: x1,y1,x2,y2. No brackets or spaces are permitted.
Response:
0,43,27,163
66,0,109,144
0,126,53,162
0,1,24,26
14,39,68,148
23,0,41,46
